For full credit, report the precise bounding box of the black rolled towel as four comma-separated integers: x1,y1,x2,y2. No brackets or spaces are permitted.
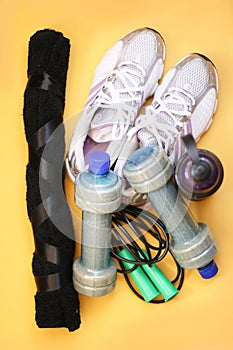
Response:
23,29,81,332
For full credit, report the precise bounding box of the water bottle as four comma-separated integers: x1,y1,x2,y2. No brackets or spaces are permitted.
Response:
73,151,122,296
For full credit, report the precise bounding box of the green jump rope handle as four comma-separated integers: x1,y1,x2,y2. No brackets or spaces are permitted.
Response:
118,249,160,302
139,250,178,301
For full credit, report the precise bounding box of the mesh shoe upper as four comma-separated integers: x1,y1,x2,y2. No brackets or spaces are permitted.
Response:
133,53,218,165
66,28,165,185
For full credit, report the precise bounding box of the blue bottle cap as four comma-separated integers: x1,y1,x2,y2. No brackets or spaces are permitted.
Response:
89,151,111,175
198,260,218,279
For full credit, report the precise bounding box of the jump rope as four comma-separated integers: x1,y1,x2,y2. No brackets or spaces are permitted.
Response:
112,206,185,303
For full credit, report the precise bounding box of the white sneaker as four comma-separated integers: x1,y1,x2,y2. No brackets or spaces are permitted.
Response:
131,53,218,165
66,28,165,188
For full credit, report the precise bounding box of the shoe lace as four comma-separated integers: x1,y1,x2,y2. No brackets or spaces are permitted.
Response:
130,87,195,153
90,60,146,140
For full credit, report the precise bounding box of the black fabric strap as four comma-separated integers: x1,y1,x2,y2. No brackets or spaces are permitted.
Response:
29,153,59,181
39,157,60,182
35,267,72,292
28,118,61,172
26,72,64,98
34,239,70,266
29,118,59,151
30,194,65,231
31,198,50,231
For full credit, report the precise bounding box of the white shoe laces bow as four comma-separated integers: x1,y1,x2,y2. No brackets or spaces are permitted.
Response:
89,60,146,140
128,87,195,153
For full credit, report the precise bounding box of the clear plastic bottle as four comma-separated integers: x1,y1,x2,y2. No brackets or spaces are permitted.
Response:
73,151,122,296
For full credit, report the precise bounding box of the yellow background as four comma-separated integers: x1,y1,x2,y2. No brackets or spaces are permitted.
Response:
1,0,233,349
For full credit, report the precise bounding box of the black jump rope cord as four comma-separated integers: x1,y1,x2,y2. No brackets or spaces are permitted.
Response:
112,206,185,303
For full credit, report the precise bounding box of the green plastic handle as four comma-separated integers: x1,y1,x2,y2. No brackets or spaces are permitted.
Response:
139,250,178,301
118,249,160,302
